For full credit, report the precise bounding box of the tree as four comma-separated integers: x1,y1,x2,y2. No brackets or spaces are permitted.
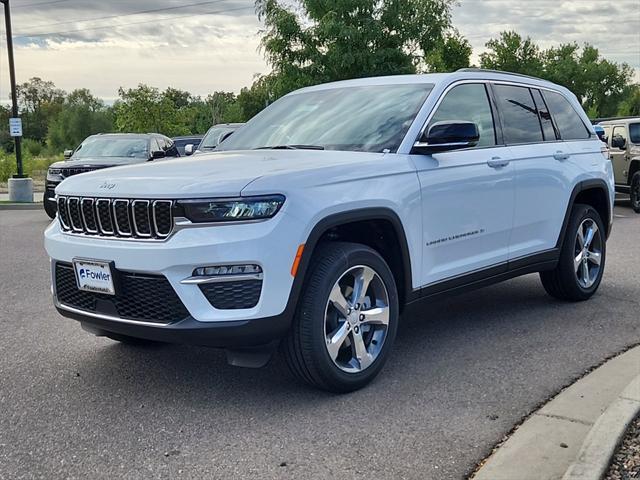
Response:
256,0,466,100
113,84,187,136
618,85,640,117
15,77,66,142
47,89,114,151
480,31,544,76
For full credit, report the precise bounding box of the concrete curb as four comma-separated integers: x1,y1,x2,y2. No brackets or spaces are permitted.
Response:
563,375,640,480
0,203,43,211
473,346,640,480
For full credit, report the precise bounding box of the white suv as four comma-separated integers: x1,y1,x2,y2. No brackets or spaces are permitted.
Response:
45,70,614,392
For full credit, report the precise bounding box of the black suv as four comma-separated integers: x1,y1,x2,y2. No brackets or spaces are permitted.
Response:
44,133,179,218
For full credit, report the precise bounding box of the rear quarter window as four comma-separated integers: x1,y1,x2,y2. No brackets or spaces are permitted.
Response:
542,91,591,140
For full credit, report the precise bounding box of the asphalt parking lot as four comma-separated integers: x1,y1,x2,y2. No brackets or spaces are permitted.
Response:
1,203,638,480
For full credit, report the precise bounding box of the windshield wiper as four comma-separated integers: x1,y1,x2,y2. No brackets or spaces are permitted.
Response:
254,144,325,150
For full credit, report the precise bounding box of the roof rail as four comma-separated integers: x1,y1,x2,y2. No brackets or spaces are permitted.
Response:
456,68,545,82
594,116,640,123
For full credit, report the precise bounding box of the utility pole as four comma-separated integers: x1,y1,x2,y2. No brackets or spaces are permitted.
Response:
2,0,32,202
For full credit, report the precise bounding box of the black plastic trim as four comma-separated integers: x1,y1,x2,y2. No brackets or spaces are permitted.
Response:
556,179,612,246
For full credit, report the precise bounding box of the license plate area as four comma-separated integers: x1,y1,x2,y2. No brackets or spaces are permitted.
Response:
73,259,116,295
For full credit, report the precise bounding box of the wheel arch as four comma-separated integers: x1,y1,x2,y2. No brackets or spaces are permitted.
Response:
557,179,612,247
289,208,415,314
629,158,640,185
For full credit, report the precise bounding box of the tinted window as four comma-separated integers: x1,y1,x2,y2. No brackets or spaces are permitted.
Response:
543,90,590,140
217,84,434,153
428,83,496,147
494,85,544,144
629,123,640,144
531,89,557,141
73,137,149,159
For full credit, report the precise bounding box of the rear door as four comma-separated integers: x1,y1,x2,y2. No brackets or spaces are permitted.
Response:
412,82,515,286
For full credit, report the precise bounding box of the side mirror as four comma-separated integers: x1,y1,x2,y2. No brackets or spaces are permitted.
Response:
151,150,166,159
413,121,480,154
611,135,626,150
184,144,194,156
63,149,73,159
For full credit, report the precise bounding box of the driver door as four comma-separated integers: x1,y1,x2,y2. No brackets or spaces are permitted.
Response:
411,82,515,288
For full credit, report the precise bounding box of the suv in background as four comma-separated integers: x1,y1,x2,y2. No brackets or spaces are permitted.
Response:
44,133,179,218
45,70,613,392
172,135,203,156
598,118,640,212
184,123,244,155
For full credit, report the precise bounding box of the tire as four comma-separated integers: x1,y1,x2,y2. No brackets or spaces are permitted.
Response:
282,241,399,393
630,172,640,214
540,204,606,301
43,191,57,219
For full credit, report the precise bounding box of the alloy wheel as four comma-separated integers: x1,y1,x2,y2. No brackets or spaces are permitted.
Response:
323,265,390,373
574,218,603,289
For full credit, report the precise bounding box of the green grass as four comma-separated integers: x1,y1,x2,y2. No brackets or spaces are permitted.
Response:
0,153,63,183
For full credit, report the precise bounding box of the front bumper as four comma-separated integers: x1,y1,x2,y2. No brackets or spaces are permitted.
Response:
45,211,305,346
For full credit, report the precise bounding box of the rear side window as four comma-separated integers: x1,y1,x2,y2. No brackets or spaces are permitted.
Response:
629,123,640,144
542,90,591,140
493,85,544,144
531,89,558,141
428,83,496,147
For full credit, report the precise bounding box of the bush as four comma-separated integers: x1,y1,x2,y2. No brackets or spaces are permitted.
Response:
22,138,43,157
0,151,62,182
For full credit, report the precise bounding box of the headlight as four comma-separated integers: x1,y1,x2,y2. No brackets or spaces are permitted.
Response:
178,195,285,223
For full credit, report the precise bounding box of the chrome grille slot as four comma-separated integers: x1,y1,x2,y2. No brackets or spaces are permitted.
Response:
153,200,173,237
112,199,132,236
57,197,70,230
67,197,83,232
81,198,98,233
96,199,114,235
132,200,152,237
57,196,174,240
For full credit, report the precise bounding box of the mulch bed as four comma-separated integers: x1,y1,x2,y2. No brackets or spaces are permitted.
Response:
605,414,640,480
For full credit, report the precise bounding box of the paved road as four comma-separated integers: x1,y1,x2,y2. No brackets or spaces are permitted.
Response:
1,204,638,480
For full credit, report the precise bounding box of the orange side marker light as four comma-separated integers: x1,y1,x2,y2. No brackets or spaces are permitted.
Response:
291,244,305,277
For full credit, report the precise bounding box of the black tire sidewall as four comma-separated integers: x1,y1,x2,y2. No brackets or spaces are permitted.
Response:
299,243,399,392
558,204,606,300
43,191,57,219
631,172,640,213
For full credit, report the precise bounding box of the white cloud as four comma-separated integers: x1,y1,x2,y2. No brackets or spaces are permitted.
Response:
0,0,638,101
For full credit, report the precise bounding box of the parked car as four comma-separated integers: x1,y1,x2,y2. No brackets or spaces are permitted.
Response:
45,70,613,392
184,123,243,155
597,117,640,213
43,133,179,218
172,135,203,156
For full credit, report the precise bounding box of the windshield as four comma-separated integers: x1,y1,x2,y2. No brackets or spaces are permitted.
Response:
630,123,640,144
200,127,235,149
73,137,149,159
217,84,433,153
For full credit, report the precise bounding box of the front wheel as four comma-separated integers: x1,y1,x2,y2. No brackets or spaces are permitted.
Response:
43,191,57,219
540,204,606,301
630,172,640,214
282,242,399,392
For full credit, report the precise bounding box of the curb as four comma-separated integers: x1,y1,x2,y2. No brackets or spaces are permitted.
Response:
563,375,640,480
0,203,43,210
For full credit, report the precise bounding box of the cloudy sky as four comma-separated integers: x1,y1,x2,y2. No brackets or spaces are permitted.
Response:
0,0,638,102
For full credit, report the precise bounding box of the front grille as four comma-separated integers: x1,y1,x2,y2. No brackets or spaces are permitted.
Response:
55,262,189,324
60,166,105,178
57,196,174,240
199,280,262,310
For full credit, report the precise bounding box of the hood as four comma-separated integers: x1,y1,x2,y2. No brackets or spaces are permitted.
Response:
54,150,386,198
60,156,150,167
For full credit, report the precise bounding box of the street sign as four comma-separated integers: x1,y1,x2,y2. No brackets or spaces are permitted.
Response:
9,117,22,137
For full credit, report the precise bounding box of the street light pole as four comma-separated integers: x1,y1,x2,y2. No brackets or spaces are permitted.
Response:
2,0,23,178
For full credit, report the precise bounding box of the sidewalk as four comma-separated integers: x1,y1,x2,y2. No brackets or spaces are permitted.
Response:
473,346,640,480
0,191,44,209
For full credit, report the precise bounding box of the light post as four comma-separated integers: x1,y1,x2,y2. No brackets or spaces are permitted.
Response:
2,0,32,202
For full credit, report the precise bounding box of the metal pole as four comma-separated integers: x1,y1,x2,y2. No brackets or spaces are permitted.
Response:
2,0,23,178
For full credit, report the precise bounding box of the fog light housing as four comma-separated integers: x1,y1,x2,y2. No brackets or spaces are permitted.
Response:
193,264,262,277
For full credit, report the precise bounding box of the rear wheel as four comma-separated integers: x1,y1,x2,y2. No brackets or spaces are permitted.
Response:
630,172,640,213
283,242,399,392
540,204,605,301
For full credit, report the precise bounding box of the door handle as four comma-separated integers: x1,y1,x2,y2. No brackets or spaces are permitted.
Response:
487,157,510,168
553,151,570,161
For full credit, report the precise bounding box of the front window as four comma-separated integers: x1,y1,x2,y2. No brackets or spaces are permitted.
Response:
629,123,640,144
200,127,236,150
217,84,434,153
73,137,149,159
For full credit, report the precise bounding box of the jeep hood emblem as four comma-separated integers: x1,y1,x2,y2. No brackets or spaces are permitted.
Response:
99,181,116,190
